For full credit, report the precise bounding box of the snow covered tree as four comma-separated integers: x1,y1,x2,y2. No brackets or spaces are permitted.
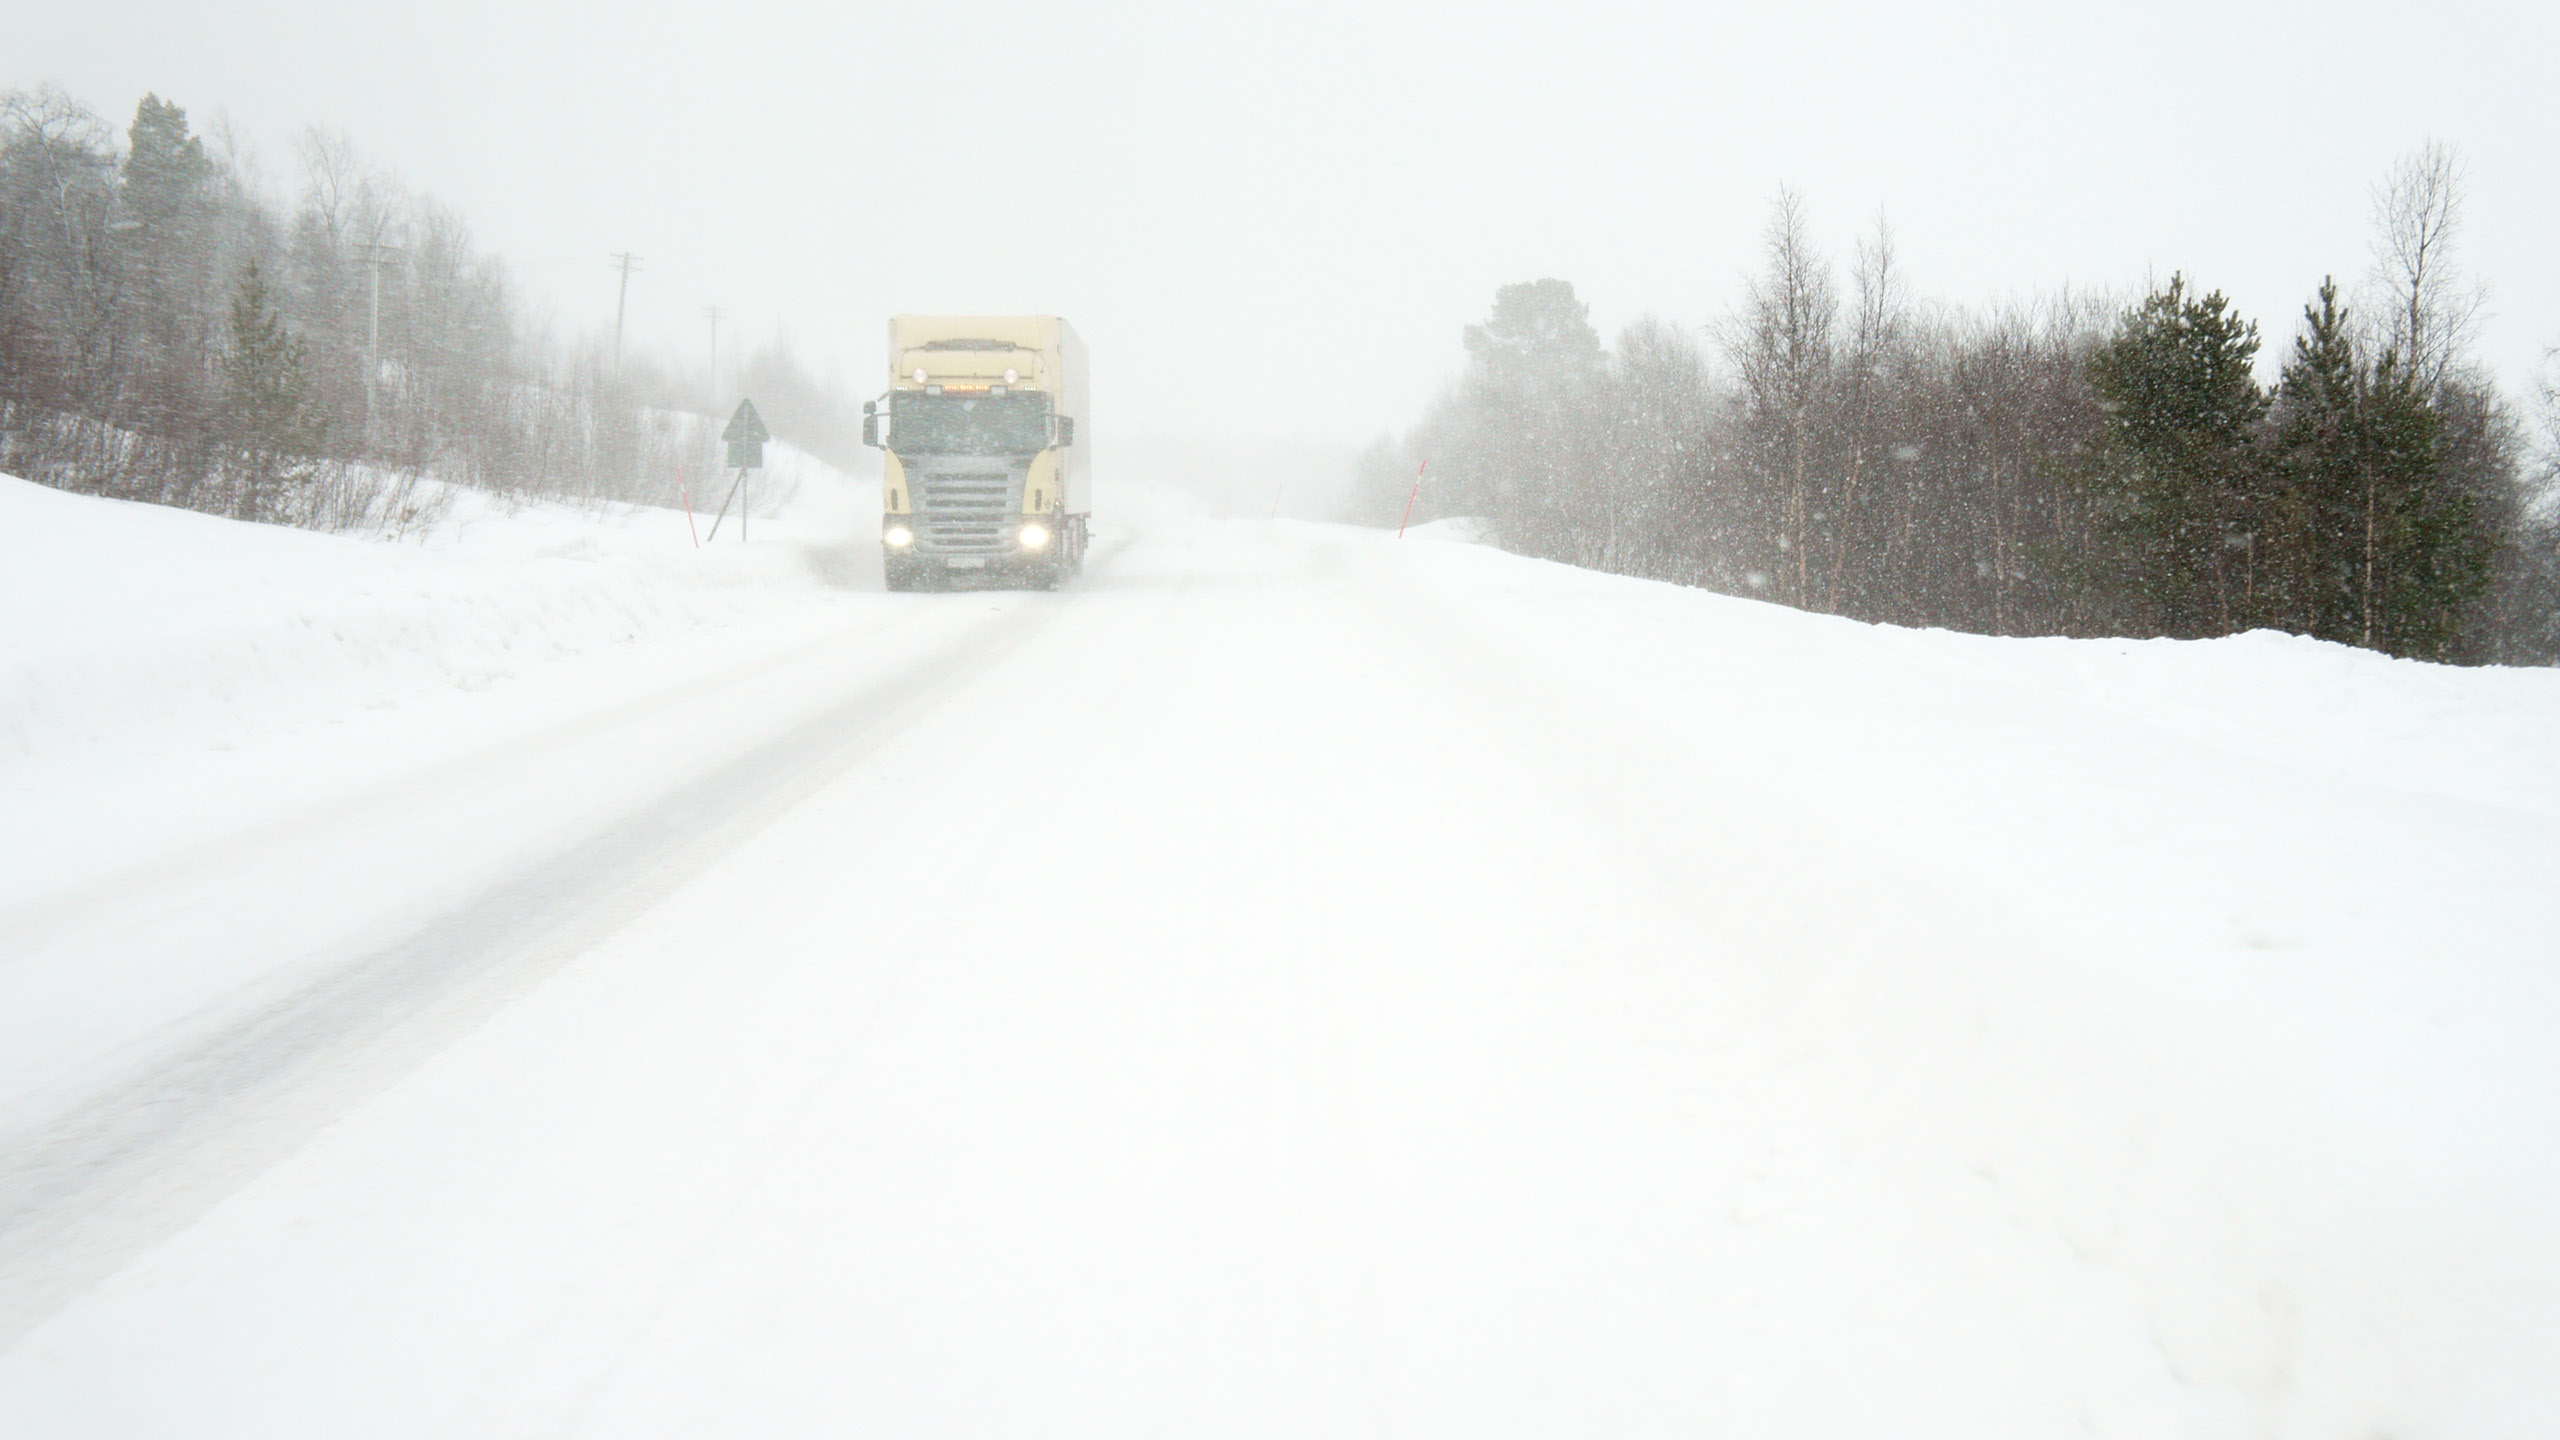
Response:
2265,279,2365,639
118,94,223,436
2356,356,2504,661
222,259,329,519
1444,278,1603,558
0,87,120,416
1822,217,1904,615
2478,351,2560,663
2351,355,2451,651
2079,275,2268,636
1722,188,1837,607
1464,278,1604,383
2264,275,2504,659
1591,316,1717,581
122,94,207,224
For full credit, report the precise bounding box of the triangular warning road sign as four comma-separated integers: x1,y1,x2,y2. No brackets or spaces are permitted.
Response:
722,398,770,445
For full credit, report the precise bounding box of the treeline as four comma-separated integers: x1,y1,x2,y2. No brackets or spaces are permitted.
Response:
0,84,853,530
1353,150,2559,664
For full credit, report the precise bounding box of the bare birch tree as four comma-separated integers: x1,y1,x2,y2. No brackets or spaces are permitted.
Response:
2366,140,2485,392
1722,187,1836,606
1827,214,1903,612
1599,317,1715,581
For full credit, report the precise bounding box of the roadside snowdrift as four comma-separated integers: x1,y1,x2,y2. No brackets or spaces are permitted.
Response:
0,452,867,761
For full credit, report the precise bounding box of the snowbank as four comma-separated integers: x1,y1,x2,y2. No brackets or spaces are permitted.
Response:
0,450,871,762
1399,514,1495,544
1979,625,2560,817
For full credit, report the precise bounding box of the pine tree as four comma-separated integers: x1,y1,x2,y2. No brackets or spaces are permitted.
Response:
2264,276,2496,658
121,94,207,224
222,258,327,519
2357,352,2481,658
1451,279,1603,558
116,94,217,435
2268,279,2364,640
2079,274,2268,636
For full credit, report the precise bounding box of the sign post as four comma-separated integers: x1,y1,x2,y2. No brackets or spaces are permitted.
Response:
706,398,770,543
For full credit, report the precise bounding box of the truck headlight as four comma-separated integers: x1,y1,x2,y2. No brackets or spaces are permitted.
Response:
884,524,914,547
1017,523,1051,550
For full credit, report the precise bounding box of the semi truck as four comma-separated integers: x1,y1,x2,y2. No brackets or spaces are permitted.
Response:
862,315,1089,591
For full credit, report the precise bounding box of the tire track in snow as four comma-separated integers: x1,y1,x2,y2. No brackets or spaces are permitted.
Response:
0,602,924,957
0,568,1103,1348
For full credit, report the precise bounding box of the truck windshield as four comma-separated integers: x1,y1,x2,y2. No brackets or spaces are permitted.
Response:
890,393,1050,456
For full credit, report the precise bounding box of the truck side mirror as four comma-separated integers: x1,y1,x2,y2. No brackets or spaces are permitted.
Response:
861,413,880,447
1055,416,1075,447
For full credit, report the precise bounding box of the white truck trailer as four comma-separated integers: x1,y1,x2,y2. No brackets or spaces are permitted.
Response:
862,315,1089,591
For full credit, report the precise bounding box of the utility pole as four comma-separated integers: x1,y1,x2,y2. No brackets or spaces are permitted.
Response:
355,239,404,454
703,305,722,415
610,252,642,375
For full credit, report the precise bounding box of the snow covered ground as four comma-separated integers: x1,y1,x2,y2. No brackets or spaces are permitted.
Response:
1,464,2555,1437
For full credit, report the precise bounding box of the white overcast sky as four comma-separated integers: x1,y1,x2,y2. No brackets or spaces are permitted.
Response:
19,0,2559,447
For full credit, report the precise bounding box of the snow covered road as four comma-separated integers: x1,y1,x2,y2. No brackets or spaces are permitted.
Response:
3,480,2557,1436
0,581,1075,1346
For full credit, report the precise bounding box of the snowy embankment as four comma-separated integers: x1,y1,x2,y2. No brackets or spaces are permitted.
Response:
0,449,868,888
0,479,2555,1437
0,444,857,763
0,451,889,1142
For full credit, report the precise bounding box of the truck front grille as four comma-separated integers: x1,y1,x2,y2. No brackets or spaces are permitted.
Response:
914,474,1015,552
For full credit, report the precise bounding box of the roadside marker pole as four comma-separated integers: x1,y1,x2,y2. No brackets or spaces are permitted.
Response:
1397,459,1428,539
682,485,700,548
